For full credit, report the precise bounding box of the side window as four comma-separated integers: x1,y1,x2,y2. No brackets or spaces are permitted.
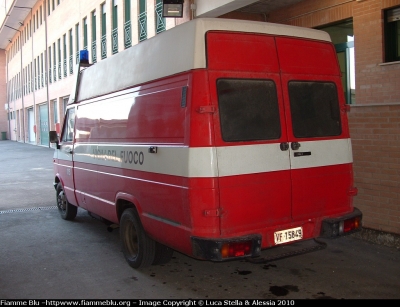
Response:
288,81,341,138
217,79,281,142
61,108,75,142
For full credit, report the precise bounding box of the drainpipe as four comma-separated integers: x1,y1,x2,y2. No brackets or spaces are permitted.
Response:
20,29,24,143
44,0,50,147
190,0,196,20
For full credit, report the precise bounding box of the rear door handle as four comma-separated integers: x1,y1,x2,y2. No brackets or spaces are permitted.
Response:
291,142,301,150
280,142,289,151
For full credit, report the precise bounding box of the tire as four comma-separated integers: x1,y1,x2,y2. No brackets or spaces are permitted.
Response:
152,242,174,265
56,182,77,220
120,208,155,269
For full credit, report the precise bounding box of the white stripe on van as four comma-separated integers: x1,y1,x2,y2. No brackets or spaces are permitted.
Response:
289,138,353,170
65,138,352,178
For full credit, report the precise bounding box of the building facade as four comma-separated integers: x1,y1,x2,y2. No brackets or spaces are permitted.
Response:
1,0,399,235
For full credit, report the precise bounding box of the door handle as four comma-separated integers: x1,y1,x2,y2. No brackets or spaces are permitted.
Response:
280,142,289,151
291,142,301,150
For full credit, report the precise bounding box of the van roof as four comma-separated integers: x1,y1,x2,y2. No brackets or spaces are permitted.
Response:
75,18,331,103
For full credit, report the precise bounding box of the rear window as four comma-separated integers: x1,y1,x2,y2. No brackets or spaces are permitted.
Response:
217,79,281,142
288,81,341,138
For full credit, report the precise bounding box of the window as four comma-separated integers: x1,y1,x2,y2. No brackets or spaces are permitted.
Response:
53,100,58,123
37,56,41,88
75,24,80,63
41,53,44,87
63,97,69,114
29,63,32,93
62,108,75,143
124,0,132,48
92,11,97,63
288,81,341,138
101,3,107,59
69,29,73,74
33,59,37,91
63,34,67,77
217,79,281,142
53,42,57,82
384,6,400,62
48,46,52,83
58,38,61,79
83,17,88,50
155,0,165,34
112,0,118,54
138,0,147,42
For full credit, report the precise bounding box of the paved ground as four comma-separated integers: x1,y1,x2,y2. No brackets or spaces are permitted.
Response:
0,141,55,211
0,141,399,300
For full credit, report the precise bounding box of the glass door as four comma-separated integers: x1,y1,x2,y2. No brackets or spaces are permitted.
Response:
318,20,355,104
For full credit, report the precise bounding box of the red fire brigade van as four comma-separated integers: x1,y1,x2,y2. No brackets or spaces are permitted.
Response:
50,18,362,269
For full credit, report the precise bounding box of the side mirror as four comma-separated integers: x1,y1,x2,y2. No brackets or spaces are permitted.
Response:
49,131,60,149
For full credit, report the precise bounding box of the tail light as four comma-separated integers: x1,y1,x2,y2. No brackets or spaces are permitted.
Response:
342,216,361,233
221,241,253,258
321,208,362,238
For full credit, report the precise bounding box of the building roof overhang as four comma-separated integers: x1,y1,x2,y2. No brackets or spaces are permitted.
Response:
0,0,37,49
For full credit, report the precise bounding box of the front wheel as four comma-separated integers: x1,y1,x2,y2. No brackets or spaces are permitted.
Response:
56,182,77,220
120,208,155,269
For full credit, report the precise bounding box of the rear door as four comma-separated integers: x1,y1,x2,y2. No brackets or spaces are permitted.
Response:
276,37,354,221
206,32,292,236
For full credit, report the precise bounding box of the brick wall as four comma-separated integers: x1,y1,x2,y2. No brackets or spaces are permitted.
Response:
349,105,400,234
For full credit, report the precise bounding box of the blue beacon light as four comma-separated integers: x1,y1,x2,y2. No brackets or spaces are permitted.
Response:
79,50,89,64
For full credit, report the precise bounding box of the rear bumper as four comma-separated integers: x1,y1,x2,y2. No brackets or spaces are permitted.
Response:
191,208,362,261
320,207,362,238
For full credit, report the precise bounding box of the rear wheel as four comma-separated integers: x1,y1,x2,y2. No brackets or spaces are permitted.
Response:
152,242,174,265
56,182,77,220
120,208,155,269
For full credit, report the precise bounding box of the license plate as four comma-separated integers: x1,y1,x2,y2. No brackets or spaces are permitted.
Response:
274,227,303,245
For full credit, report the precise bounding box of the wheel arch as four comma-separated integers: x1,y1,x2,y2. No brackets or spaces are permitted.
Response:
115,192,142,223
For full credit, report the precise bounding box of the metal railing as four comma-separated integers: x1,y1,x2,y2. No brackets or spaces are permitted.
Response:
69,55,73,74
112,28,118,54
124,20,131,48
138,11,147,42
92,40,97,63
63,58,67,77
155,2,165,34
101,34,107,59
53,64,57,82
